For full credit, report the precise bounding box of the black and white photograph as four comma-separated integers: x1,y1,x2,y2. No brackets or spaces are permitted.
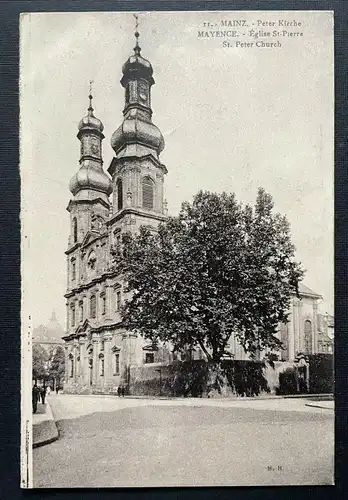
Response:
20,10,334,488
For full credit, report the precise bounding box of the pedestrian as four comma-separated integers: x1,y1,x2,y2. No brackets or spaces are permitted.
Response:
32,383,40,414
46,386,51,395
40,386,46,404
56,385,59,395
117,386,122,398
121,386,125,397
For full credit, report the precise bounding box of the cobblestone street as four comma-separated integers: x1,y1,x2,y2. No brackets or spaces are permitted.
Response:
33,394,334,487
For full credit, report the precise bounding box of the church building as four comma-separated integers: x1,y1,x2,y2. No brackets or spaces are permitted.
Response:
62,29,325,394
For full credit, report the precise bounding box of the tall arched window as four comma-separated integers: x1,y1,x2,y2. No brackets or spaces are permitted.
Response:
73,217,78,243
304,320,312,354
71,259,76,281
69,354,74,378
142,177,154,210
70,303,76,327
117,179,123,211
90,295,96,319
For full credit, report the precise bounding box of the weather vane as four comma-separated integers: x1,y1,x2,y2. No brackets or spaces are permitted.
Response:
133,13,141,53
88,79,94,110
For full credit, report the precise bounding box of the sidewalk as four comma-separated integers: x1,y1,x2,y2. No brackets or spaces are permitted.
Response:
33,398,59,448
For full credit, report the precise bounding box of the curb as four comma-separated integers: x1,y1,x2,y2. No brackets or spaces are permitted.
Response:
33,401,59,449
305,403,334,410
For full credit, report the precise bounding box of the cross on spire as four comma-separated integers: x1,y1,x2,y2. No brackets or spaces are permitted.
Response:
133,13,141,55
88,79,94,112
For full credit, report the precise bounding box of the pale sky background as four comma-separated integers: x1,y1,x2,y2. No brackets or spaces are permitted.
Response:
20,11,334,330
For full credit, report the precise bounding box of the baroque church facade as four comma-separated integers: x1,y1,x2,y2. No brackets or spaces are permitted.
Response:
62,33,326,394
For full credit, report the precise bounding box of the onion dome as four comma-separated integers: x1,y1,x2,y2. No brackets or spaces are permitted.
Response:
111,111,165,155
120,30,154,87
69,163,112,197
78,94,104,134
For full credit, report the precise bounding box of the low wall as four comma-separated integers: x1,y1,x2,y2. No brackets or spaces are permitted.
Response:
129,360,295,398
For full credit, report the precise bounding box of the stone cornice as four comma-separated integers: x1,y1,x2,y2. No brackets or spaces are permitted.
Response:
62,320,123,342
65,269,123,297
107,207,167,226
65,242,81,256
66,197,110,212
108,154,167,177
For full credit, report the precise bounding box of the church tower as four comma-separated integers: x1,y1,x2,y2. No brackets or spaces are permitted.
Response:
63,21,168,394
107,27,168,236
66,91,112,292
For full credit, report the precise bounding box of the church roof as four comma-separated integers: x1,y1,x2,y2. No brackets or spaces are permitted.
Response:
298,283,322,299
33,311,65,343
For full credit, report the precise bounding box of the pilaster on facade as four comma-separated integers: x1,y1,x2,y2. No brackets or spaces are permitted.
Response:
313,300,318,354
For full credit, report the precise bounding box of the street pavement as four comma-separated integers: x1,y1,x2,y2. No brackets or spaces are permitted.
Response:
33,394,334,488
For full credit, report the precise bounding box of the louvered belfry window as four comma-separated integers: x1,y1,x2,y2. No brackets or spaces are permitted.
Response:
90,295,96,319
117,179,123,211
142,177,154,210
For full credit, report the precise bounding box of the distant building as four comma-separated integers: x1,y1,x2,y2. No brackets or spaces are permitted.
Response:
317,313,334,354
33,311,65,350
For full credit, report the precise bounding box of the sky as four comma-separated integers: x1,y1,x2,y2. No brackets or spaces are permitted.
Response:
20,11,334,330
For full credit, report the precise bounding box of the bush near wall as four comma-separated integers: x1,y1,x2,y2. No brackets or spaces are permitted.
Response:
308,354,334,394
276,368,298,395
129,359,270,397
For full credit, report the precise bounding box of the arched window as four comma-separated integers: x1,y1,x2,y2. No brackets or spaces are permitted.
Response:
73,217,78,243
117,179,123,211
70,303,76,327
142,177,154,210
69,354,74,378
79,300,84,322
304,320,312,354
90,295,96,319
101,293,106,315
71,259,76,281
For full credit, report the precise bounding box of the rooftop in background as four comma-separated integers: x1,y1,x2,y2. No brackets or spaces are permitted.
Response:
33,311,65,344
298,283,322,299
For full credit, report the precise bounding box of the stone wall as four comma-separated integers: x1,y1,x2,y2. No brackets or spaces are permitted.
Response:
128,360,296,398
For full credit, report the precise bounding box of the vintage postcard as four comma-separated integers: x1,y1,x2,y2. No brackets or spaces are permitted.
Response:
20,11,334,488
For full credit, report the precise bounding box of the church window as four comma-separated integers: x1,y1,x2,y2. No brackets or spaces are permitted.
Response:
101,293,106,315
117,179,123,211
304,320,312,354
90,295,96,319
79,300,83,322
116,290,121,311
71,303,76,327
71,260,76,281
99,355,104,376
145,352,155,364
114,353,120,375
69,354,74,377
73,217,78,243
142,177,154,210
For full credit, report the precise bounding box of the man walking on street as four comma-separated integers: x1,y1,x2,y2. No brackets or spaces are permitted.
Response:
32,383,40,414
40,386,46,404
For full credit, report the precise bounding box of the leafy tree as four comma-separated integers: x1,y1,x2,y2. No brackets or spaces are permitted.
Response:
32,344,49,383
48,346,65,387
117,189,303,362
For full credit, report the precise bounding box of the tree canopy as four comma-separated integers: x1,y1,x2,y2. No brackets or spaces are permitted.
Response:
32,344,49,382
117,189,304,362
49,345,65,385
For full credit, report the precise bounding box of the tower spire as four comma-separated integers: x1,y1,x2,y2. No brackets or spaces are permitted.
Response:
88,79,94,114
133,13,141,55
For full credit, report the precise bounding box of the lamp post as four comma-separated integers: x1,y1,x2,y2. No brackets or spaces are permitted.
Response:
155,367,162,396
